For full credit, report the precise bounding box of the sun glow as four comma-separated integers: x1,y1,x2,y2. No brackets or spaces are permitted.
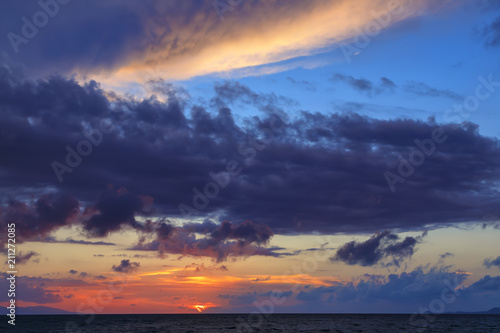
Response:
194,305,206,313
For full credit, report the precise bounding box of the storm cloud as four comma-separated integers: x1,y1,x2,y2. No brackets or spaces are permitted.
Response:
132,220,277,262
1,71,500,243
331,231,424,267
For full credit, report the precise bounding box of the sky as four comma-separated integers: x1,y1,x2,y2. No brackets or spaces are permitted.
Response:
1,0,500,320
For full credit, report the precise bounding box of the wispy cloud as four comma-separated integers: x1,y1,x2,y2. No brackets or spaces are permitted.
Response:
0,0,451,80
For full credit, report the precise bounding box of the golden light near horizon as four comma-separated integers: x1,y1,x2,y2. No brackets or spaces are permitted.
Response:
194,305,206,313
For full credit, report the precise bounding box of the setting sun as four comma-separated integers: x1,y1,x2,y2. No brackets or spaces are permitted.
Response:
194,305,206,313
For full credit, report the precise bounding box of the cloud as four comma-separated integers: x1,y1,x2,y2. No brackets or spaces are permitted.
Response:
211,80,297,112
0,0,449,80
69,269,77,275
286,77,316,91
132,220,277,262
33,237,116,246
295,267,468,307
82,187,153,237
331,74,396,96
404,81,463,101
1,73,500,239
463,275,500,293
0,193,79,243
331,231,424,267
440,252,454,259
0,273,64,304
184,263,229,272
111,259,140,273
291,266,500,312
484,256,500,269
14,251,40,265
476,12,500,47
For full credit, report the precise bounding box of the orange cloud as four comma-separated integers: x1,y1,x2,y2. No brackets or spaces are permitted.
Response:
83,0,452,85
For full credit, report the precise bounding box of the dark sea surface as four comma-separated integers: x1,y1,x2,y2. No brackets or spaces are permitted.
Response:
1,314,499,332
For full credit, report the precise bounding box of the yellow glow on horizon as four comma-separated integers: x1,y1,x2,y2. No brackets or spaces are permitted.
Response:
139,268,185,276
194,305,205,312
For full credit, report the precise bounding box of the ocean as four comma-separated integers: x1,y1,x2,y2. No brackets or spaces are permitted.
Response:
1,314,499,332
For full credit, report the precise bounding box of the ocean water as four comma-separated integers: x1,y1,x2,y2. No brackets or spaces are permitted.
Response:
1,314,499,332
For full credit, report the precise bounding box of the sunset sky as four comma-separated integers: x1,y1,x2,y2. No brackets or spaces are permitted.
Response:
1,0,500,315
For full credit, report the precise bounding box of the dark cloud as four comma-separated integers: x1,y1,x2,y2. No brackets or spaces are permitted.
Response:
0,0,147,75
0,193,79,243
80,272,88,277
484,256,500,269
331,231,424,267
13,251,40,265
111,259,140,273
82,187,153,237
479,15,500,47
0,0,335,78
155,222,174,240
132,220,277,262
331,74,396,96
295,267,467,306
440,252,454,259
404,81,463,101
33,237,116,246
69,270,77,275
0,273,65,304
212,80,296,112
300,267,465,304
292,266,500,312
1,72,500,240
210,220,273,244
184,263,228,272
462,275,500,294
